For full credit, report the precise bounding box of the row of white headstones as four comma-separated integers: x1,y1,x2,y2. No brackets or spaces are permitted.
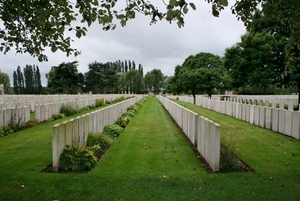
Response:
0,94,133,127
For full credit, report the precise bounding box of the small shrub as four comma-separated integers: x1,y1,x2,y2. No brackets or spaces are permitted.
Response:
60,104,79,116
126,109,136,117
51,113,65,121
81,106,92,111
87,144,101,152
116,114,132,128
114,95,125,102
51,114,59,120
128,105,139,112
58,113,65,119
87,133,114,149
0,126,14,137
105,100,111,104
136,101,143,107
59,145,97,171
103,124,123,138
96,98,104,107
220,143,241,172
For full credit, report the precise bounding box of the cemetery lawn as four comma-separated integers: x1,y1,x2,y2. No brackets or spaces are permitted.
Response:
0,97,299,200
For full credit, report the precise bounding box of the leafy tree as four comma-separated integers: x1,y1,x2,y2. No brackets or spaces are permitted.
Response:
0,0,232,61
124,60,128,73
166,65,182,95
13,65,43,94
224,31,283,94
0,71,10,94
47,61,83,94
125,69,143,94
24,65,34,94
117,72,126,94
34,66,43,94
227,1,300,101
15,66,24,94
128,60,132,71
176,52,226,101
144,69,165,94
232,0,300,65
85,61,117,94
13,71,18,94
233,0,300,87
138,64,144,76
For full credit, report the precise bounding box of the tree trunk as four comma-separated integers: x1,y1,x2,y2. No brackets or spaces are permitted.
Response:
192,91,196,104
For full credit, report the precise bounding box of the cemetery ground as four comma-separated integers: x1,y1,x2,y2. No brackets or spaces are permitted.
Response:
0,97,300,200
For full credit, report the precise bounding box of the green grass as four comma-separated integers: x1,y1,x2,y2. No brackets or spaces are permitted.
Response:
174,100,300,187
0,97,300,200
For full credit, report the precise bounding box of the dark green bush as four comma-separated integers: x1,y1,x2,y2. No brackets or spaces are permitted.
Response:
127,105,139,112
59,145,97,171
60,104,79,116
87,133,114,149
58,113,65,119
126,109,136,117
220,143,241,172
103,124,123,138
116,114,132,128
136,101,143,107
52,113,65,120
0,126,14,137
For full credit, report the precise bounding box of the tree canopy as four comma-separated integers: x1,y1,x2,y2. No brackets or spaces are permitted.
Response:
232,0,300,73
224,1,300,102
170,52,226,100
0,0,260,61
46,61,83,94
224,31,283,94
144,69,165,94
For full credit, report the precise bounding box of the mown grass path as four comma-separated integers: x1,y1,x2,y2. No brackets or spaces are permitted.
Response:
0,97,300,200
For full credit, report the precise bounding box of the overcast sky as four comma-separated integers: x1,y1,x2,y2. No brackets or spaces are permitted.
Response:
0,0,246,86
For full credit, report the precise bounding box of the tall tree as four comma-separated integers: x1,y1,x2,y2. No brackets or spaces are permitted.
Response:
24,65,34,94
13,71,18,94
176,52,225,101
232,0,300,67
47,61,82,94
117,72,126,94
16,66,24,94
34,66,43,94
121,61,125,74
125,69,143,94
227,1,300,101
166,65,183,95
124,60,128,73
85,61,117,94
138,64,144,76
128,60,132,71
143,69,165,94
0,71,10,94
224,31,283,94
